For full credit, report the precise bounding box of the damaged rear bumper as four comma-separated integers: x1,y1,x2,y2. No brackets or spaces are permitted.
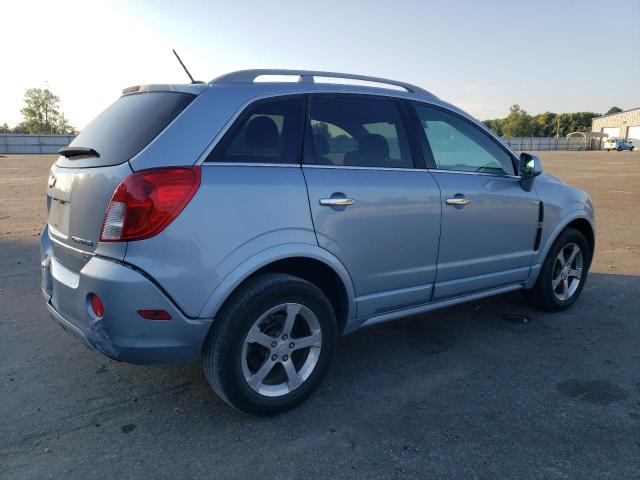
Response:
41,228,212,364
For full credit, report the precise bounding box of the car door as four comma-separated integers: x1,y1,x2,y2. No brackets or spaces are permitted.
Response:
302,94,442,318
412,103,540,300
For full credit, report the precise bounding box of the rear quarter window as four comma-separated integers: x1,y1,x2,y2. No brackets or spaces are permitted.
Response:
57,92,194,168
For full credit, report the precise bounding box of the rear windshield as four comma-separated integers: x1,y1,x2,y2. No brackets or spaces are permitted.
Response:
57,92,194,168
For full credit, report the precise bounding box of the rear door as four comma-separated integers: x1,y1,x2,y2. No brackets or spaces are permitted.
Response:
412,103,539,300
302,94,442,318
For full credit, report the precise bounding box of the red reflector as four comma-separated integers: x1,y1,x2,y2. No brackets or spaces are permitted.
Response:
100,167,201,242
137,310,172,320
90,294,105,319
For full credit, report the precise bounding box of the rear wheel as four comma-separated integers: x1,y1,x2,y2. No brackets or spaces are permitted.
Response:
203,273,337,415
526,228,590,311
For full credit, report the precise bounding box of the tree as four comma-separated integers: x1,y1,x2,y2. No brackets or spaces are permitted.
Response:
18,88,75,134
56,113,77,135
484,108,601,137
482,118,504,136
502,104,534,137
0,123,11,133
606,106,623,115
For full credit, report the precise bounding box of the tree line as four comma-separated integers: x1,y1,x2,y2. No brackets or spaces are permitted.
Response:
483,105,623,138
0,88,76,135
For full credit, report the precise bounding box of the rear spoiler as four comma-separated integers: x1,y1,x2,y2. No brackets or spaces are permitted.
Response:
121,84,208,96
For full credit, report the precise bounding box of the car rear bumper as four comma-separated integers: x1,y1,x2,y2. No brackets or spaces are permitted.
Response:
41,226,212,364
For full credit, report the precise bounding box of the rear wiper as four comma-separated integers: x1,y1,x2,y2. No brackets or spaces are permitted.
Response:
58,146,100,158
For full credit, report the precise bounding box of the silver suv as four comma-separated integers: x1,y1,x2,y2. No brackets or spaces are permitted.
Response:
41,70,595,414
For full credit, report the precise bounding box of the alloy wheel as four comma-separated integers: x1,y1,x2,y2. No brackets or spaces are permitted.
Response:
551,243,583,301
241,303,322,397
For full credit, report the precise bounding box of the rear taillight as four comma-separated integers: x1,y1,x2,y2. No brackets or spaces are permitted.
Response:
100,167,201,242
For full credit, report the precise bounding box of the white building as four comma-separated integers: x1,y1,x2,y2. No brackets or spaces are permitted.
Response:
591,108,640,144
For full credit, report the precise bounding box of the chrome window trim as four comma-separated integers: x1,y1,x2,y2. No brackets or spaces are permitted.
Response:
303,164,422,172
428,168,521,179
201,162,299,168
200,162,424,172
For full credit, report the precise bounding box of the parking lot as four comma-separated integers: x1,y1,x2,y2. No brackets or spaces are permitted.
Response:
1,151,639,479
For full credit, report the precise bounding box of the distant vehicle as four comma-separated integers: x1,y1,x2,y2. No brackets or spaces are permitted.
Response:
603,138,635,151
41,70,596,415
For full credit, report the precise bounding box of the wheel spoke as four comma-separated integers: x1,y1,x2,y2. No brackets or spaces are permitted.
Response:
566,245,579,266
568,268,582,279
246,326,275,348
556,251,566,267
283,303,301,336
562,278,569,299
246,358,275,390
552,274,563,289
282,359,303,390
292,330,322,350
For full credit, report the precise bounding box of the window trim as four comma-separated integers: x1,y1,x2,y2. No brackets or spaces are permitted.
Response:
409,101,520,177
302,93,422,170
203,94,306,165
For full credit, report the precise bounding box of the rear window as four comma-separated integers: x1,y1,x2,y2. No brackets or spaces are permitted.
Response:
57,92,194,168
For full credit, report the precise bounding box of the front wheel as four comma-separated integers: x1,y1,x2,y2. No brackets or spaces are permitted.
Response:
203,273,337,415
526,228,590,311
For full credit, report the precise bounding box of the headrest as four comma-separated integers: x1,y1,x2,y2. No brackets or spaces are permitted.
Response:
314,134,330,155
358,134,389,163
245,116,279,148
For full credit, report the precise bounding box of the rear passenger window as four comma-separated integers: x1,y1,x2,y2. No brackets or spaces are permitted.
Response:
206,97,304,164
306,96,413,168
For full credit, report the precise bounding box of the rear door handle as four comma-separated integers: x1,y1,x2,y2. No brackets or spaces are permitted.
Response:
319,198,355,206
446,198,471,206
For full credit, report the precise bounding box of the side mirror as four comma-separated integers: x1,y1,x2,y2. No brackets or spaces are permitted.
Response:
519,152,543,191
519,152,543,179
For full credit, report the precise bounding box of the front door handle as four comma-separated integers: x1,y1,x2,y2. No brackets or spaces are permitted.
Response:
446,198,471,206
319,198,355,207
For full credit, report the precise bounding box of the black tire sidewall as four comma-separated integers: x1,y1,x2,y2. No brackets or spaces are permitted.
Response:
206,274,337,415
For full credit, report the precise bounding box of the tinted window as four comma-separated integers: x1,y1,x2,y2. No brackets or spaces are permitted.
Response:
66,92,194,167
206,97,304,164
414,105,514,175
306,96,413,168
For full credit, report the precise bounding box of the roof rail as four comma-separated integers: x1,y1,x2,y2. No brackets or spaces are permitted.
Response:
209,69,433,96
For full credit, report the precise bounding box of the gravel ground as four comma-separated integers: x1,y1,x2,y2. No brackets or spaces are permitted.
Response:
1,151,639,479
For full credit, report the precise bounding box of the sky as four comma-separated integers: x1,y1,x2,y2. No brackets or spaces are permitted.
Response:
2,0,639,130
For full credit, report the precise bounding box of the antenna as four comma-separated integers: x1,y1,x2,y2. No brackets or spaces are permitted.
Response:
172,49,203,84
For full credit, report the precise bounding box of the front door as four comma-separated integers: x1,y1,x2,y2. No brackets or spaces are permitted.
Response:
412,103,540,300
303,95,442,318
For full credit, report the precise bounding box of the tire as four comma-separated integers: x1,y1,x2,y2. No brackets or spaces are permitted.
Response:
525,227,591,312
203,273,337,415
617,147,622,151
